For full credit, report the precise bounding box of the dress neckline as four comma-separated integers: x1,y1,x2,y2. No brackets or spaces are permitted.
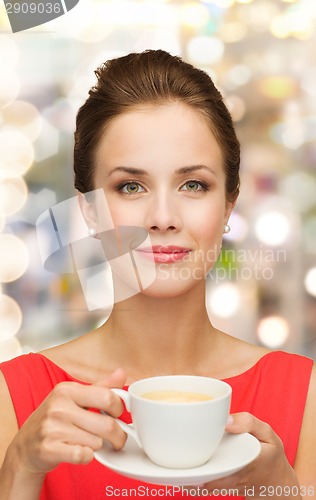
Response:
31,350,278,386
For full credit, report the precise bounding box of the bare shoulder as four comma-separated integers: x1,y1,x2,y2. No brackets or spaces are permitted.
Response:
39,329,114,383
40,328,97,363
214,331,271,379
294,363,316,488
0,370,19,467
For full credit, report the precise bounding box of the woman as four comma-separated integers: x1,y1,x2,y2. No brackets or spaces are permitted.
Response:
0,50,315,499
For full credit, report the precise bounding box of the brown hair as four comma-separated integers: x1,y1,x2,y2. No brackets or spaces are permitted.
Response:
74,49,240,201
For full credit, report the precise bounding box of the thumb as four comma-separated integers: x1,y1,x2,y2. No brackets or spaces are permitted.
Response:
94,367,127,389
225,412,274,445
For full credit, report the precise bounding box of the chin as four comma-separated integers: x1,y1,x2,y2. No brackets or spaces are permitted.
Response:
139,276,205,300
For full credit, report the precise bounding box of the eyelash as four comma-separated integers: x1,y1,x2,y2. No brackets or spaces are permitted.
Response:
116,180,210,195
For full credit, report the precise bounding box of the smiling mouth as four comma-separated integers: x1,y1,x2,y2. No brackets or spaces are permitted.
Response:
136,246,191,263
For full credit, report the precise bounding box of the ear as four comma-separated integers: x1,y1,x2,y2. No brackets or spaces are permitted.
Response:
78,192,98,233
224,196,237,226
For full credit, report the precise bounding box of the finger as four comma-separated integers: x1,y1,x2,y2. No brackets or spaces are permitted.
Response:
36,439,95,468
53,383,124,417
94,368,127,389
54,442,95,465
71,445,95,465
56,424,104,450
225,412,275,443
72,409,127,450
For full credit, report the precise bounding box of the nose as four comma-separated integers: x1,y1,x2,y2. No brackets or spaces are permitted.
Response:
144,191,182,234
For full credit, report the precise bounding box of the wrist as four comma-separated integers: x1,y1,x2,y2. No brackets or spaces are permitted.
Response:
0,444,45,500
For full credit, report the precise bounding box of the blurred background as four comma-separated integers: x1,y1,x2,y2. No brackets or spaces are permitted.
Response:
0,0,315,362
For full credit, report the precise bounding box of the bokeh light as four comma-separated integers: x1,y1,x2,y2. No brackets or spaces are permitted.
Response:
1,101,42,142
258,76,297,99
270,8,313,39
0,210,5,233
42,98,78,134
280,173,316,213
211,0,235,8
257,316,289,348
0,130,34,178
0,234,29,282
0,72,20,108
181,2,209,28
0,36,19,75
187,36,224,65
0,294,23,341
223,64,252,90
304,268,316,298
303,217,316,253
33,119,59,162
208,283,241,318
219,21,247,42
225,95,246,122
255,212,290,246
0,177,28,216
224,212,249,242
246,1,280,30
0,337,23,363
65,5,113,43
301,68,316,97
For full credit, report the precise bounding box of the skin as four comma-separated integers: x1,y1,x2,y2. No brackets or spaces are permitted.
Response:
0,102,315,499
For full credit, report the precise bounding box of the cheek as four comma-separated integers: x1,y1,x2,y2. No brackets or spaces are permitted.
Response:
111,208,142,228
188,207,224,267
97,196,140,228
198,225,223,261
188,205,224,240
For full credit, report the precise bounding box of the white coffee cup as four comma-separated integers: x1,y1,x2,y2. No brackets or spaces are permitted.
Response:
111,375,232,469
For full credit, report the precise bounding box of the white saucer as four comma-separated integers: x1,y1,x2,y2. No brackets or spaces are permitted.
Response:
94,432,261,486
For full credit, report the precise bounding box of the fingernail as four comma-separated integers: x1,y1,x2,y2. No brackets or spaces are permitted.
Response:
226,415,234,426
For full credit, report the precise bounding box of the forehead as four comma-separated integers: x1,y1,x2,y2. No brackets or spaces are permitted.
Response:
95,102,223,175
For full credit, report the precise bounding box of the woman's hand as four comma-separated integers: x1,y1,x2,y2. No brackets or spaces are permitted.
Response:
202,412,301,499
5,368,128,478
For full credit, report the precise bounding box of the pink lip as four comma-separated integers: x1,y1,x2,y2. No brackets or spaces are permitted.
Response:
137,246,191,263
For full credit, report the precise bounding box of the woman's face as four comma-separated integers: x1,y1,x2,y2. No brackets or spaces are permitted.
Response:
91,102,234,298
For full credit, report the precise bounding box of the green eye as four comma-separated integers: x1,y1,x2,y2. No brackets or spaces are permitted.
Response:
126,183,139,193
188,181,199,191
121,182,145,194
182,181,202,192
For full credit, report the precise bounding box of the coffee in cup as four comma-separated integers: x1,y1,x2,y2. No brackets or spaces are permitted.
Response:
141,390,213,403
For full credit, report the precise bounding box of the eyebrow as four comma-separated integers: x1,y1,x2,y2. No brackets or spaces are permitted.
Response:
107,165,217,177
175,165,216,176
108,166,149,177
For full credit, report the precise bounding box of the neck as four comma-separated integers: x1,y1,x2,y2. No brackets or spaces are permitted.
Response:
99,281,219,380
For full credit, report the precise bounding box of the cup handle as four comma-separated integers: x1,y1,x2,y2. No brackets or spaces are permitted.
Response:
101,388,142,448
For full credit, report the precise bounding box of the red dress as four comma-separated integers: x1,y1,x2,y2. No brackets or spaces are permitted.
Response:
0,351,313,499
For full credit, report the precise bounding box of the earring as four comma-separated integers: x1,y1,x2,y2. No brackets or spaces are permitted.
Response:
223,224,230,234
88,227,97,237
